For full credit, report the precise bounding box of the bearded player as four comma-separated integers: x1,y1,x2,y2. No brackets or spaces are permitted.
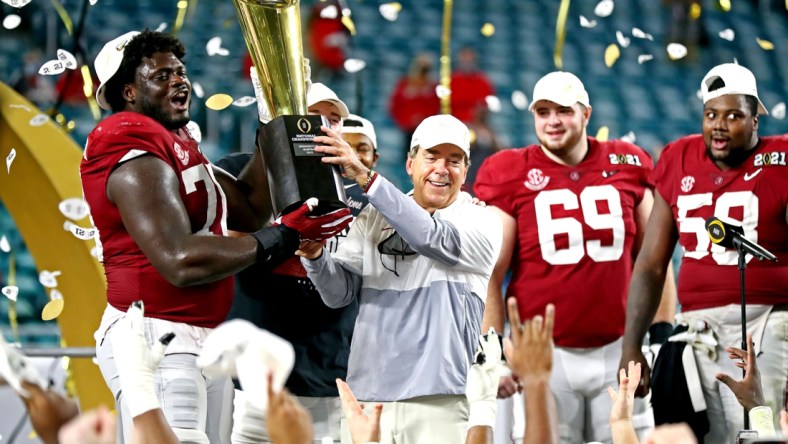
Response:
621,63,788,443
474,71,676,444
80,30,351,443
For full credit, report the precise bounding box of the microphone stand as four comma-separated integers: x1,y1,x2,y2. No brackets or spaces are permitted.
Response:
734,238,749,430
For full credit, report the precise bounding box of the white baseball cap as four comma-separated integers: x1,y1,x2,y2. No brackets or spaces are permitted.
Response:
94,30,140,110
342,114,377,149
700,63,768,115
410,114,471,158
307,82,349,118
529,71,590,111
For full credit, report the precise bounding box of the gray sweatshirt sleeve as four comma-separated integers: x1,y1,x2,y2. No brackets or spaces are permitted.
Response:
301,251,362,308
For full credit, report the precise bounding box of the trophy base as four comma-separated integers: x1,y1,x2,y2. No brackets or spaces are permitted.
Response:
257,115,348,217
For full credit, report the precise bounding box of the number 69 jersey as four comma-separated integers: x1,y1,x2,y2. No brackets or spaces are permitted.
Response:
474,138,653,347
654,134,788,312
80,112,233,328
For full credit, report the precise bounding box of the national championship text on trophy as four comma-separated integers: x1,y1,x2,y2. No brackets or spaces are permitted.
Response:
232,0,347,216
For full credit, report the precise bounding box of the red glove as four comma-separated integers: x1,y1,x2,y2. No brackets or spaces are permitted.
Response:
278,198,353,241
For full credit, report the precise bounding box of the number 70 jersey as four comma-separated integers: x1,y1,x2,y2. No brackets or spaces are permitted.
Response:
474,138,653,347
654,134,788,312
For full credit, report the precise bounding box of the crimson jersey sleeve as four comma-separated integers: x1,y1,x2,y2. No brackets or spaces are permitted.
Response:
654,134,788,310
474,140,653,347
80,112,233,327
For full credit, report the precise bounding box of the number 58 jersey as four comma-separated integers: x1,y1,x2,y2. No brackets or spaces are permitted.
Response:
474,138,653,347
654,134,788,312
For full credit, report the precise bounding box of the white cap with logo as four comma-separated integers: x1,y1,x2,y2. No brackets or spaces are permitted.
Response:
307,83,349,118
700,63,768,115
529,71,590,111
95,30,141,111
410,114,471,158
342,114,377,149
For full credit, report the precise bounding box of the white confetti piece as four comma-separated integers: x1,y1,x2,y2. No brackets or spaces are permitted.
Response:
511,91,529,110
89,0,97,4
631,27,653,40
8,104,31,112
620,131,636,143
231,96,256,107
594,0,614,17
771,102,785,119
206,37,229,56
68,224,97,240
38,270,61,289
6,148,15,173
186,121,202,143
718,28,735,41
58,197,90,220
0,235,10,253
192,82,204,99
435,85,451,99
616,31,631,48
2,14,21,29
666,43,687,60
155,22,167,32
56,49,77,70
379,2,402,21
320,5,338,19
343,58,366,73
579,15,597,28
29,114,48,126
637,54,654,64
49,289,63,300
1,286,18,302
1,0,32,7
38,59,66,76
485,95,502,113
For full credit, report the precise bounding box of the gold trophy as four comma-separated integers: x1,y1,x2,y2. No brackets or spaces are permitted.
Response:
233,0,346,215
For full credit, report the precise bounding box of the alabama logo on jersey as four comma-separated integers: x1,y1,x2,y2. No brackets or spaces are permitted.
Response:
524,168,550,191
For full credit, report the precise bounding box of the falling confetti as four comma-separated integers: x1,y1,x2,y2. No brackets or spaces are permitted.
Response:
192,82,205,99
379,2,402,21
1,286,18,302
89,0,97,4
320,5,338,19
38,60,66,76
56,49,77,70
756,38,774,50
186,121,202,143
621,131,637,143
579,15,597,28
719,0,731,11
718,28,735,41
206,37,229,56
2,14,21,29
616,31,631,48
0,235,9,253
8,104,31,112
29,114,48,126
481,23,495,37
6,148,15,173
485,95,502,113
690,3,701,19
594,0,614,17
772,102,786,119
343,58,366,73
1,0,32,7
231,96,256,107
631,27,654,40
637,54,654,64
67,223,97,240
595,126,610,142
554,0,571,69
435,85,451,99
511,91,529,110
604,44,621,67
206,94,234,111
42,290,64,321
666,43,688,60
155,22,167,32
38,270,61,289
58,198,90,220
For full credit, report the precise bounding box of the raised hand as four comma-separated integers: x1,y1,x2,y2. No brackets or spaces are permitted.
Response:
337,379,383,444
267,372,313,444
715,333,765,411
503,300,554,384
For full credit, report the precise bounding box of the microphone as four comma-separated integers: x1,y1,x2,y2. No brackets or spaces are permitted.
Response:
705,217,778,262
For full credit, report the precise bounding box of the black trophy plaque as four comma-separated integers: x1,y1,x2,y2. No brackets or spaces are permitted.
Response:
257,114,347,216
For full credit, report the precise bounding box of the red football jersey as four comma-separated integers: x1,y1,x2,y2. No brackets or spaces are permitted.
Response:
475,138,653,347
80,112,233,327
654,134,788,311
